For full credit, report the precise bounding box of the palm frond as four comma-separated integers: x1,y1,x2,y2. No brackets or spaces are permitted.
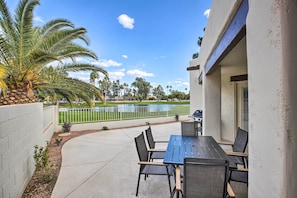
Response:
57,43,98,60
40,18,75,35
61,63,109,77
0,0,15,34
40,28,89,53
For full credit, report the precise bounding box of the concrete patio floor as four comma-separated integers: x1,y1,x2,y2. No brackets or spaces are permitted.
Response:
51,122,248,198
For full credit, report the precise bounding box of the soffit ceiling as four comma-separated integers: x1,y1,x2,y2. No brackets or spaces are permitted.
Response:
219,36,247,67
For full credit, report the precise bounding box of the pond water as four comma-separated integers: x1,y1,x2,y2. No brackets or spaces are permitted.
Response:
59,104,189,112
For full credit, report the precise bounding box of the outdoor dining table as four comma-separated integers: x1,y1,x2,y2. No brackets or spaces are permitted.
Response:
163,135,236,169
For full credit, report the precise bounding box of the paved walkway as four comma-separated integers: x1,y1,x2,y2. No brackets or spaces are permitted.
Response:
52,122,248,198
52,122,181,198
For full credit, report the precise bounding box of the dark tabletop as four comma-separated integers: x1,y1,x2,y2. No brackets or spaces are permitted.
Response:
163,135,236,168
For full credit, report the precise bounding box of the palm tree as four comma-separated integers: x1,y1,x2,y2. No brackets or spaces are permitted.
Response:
90,71,99,85
0,0,108,107
89,71,99,105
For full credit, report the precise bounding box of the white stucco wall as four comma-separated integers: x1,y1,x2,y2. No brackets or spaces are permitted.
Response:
247,0,297,197
199,0,242,140
203,68,221,140
0,103,55,198
188,58,202,115
191,0,297,196
198,0,242,69
221,65,247,141
221,71,236,141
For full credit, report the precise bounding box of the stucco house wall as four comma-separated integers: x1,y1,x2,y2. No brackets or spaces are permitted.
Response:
221,65,247,141
188,58,202,115
247,0,297,197
197,0,242,69
192,0,297,196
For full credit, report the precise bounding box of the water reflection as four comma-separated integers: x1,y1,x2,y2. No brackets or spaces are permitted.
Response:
59,104,188,112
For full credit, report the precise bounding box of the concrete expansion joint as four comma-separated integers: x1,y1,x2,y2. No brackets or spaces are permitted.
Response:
62,160,108,167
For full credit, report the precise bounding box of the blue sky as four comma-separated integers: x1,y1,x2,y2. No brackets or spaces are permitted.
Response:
7,0,211,92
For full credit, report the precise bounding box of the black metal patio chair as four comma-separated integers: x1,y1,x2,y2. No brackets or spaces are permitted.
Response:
171,158,235,198
145,126,168,161
229,155,248,185
219,127,248,167
134,132,174,196
181,121,199,136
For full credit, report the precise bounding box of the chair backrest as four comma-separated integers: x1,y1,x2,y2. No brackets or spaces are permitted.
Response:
145,126,155,149
134,132,149,162
183,158,229,198
181,122,197,136
233,127,248,152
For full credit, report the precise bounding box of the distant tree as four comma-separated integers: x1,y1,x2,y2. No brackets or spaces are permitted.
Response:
170,90,186,101
131,77,152,101
122,83,131,100
98,76,111,103
153,85,165,101
89,71,99,85
90,71,99,104
166,85,172,96
111,80,120,99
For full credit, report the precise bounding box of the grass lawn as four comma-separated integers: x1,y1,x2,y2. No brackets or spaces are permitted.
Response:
58,101,190,124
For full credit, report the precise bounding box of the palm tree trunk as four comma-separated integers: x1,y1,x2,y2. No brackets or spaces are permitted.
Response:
0,87,37,105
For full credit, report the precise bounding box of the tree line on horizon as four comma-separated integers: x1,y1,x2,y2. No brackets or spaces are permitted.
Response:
90,74,190,102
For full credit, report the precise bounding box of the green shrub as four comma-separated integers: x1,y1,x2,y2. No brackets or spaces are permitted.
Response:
55,138,63,146
33,142,54,183
102,126,109,130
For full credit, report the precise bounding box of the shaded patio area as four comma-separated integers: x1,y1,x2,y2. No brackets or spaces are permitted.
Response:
52,122,247,198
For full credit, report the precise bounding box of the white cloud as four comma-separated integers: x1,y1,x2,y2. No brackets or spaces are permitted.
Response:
109,69,126,80
68,71,91,83
153,55,166,60
92,59,122,67
204,9,210,18
122,55,128,59
117,14,134,29
166,80,189,88
33,16,44,23
126,69,154,77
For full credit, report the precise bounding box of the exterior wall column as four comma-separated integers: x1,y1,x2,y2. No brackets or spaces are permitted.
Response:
203,67,221,141
188,58,202,114
247,0,297,197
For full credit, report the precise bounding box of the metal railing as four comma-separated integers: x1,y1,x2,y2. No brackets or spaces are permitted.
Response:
59,105,190,124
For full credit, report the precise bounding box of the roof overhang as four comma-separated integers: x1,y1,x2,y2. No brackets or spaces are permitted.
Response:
205,0,248,75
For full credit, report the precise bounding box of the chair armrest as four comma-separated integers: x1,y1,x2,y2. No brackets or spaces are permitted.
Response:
234,167,248,172
217,141,234,146
226,151,248,157
148,148,166,152
138,161,168,166
175,167,182,191
227,183,235,198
